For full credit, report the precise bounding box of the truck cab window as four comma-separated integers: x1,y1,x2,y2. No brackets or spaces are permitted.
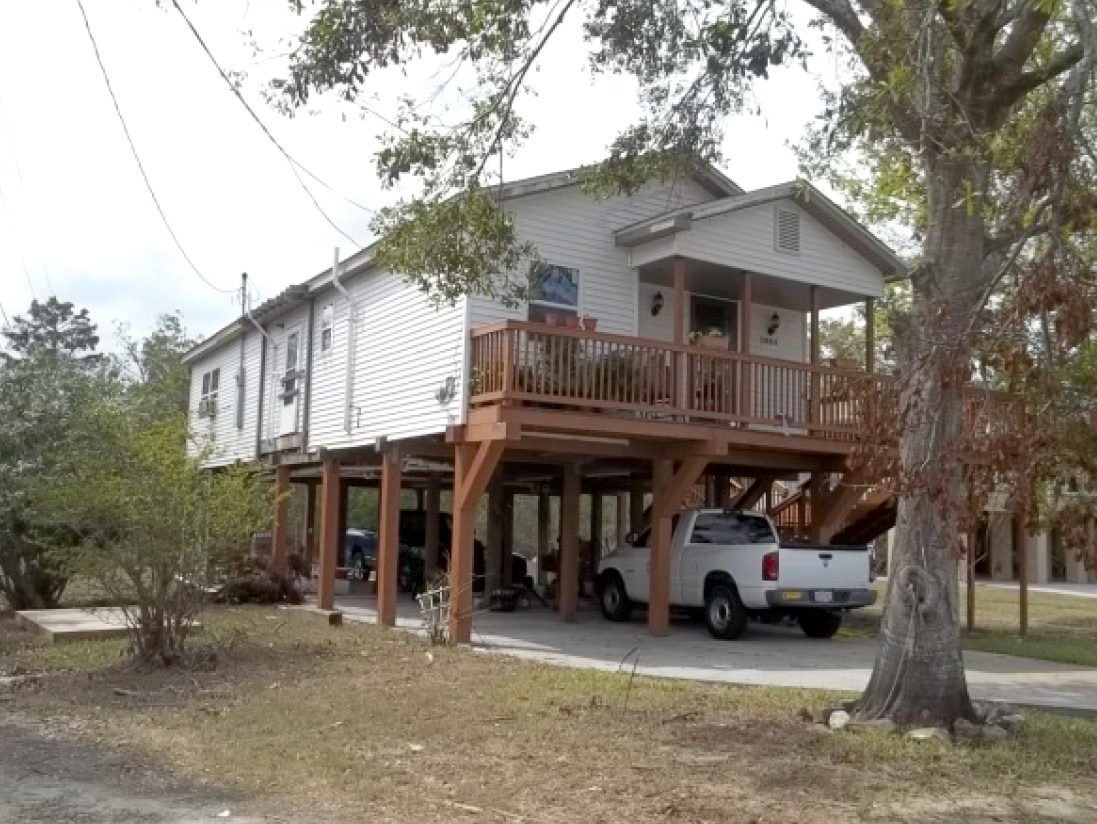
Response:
690,512,775,544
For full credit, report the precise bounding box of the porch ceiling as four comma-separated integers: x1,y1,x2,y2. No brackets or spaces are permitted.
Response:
637,259,866,312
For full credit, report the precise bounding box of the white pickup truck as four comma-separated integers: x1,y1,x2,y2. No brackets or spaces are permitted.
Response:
595,508,876,639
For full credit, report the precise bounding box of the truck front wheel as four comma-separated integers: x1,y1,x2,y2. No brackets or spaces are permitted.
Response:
598,573,633,622
797,610,842,639
704,585,748,640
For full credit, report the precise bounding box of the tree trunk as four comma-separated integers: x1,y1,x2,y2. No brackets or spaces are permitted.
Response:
855,155,987,727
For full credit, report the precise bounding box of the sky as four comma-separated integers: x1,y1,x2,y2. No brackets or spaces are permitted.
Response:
0,1,836,346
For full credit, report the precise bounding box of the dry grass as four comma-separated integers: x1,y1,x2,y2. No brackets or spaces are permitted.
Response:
4,606,1097,824
843,582,1097,667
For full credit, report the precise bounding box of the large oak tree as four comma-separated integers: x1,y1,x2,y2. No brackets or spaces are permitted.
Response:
270,0,1097,725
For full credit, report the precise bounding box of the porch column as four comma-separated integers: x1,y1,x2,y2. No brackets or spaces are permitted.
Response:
865,297,876,373
449,441,504,644
616,491,630,546
486,475,504,595
672,258,687,344
377,448,402,627
304,480,318,567
424,476,441,575
536,486,550,588
650,455,710,636
740,273,752,419
316,456,342,611
558,462,581,622
271,465,291,575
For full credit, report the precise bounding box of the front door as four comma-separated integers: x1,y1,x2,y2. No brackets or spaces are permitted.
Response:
278,326,302,436
691,295,739,349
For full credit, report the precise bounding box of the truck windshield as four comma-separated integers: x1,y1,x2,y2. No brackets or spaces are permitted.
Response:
690,512,775,545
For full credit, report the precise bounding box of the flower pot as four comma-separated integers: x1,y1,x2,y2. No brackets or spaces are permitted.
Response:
701,335,728,351
564,314,580,329
545,312,560,327
582,316,598,331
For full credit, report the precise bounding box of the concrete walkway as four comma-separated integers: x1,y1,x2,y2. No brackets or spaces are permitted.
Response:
336,595,1097,716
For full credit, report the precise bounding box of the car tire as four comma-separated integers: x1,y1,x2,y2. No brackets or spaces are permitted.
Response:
598,573,633,622
797,610,843,639
704,584,748,640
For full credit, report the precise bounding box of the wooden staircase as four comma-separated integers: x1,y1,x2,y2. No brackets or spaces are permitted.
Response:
767,477,895,546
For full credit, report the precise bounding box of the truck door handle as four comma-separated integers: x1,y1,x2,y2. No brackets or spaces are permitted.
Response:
818,553,833,560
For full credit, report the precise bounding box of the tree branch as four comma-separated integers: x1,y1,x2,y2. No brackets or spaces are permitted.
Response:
991,1,1053,83
997,43,1086,109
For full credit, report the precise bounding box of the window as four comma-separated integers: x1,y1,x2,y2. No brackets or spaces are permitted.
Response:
775,208,800,254
689,512,775,545
528,263,579,322
198,368,220,418
320,304,334,353
281,331,299,406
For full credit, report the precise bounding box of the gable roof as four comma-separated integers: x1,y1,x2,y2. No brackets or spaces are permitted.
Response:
614,180,907,280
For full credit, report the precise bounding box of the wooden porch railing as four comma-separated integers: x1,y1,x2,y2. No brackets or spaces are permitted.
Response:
468,321,1023,445
469,321,889,440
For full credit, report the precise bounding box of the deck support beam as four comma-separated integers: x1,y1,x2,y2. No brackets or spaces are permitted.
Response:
377,447,402,627
449,440,504,644
731,473,775,512
271,465,291,575
317,457,342,611
558,462,581,622
650,455,709,635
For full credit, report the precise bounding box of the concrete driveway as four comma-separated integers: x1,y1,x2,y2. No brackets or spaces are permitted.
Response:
336,596,1097,715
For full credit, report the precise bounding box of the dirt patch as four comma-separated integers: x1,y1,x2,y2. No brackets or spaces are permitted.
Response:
5,607,1097,824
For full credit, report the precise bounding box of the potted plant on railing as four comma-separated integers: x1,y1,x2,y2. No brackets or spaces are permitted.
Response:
564,313,580,329
582,315,598,331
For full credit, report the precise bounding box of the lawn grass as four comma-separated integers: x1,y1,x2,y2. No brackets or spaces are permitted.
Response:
843,581,1097,667
3,606,1097,823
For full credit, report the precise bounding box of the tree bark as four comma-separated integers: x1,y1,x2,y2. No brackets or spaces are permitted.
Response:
856,155,987,727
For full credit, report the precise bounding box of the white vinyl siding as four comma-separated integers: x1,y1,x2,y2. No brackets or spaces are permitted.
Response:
470,178,717,333
306,268,467,449
675,200,884,298
187,329,262,467
260,304,311,445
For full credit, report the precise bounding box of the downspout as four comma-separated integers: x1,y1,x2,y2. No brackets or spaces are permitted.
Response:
246,308,272,460
331,247,356,435
301,296,316,451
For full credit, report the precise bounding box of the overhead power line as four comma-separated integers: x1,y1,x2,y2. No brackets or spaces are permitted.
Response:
75,0,238,295
169,0,371,247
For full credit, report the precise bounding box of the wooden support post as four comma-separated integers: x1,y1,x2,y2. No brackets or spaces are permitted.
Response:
966,529,976,632
316,457,341,611
650,455,709,636
377,448,402,627
740,272,753,420
809,285,821,427
271,465,291,575
672,257,687,416
731,474,775,511
537,486,550,587
424,476,441,575
865,297,876,374
449,441,504,644
590,493,603,562
558,463,581,622
1015,515,1028,637
486,475,504,595
304,480,317,567
630,481,646,533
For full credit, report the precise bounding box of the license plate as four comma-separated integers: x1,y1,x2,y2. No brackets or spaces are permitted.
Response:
814,591,833,603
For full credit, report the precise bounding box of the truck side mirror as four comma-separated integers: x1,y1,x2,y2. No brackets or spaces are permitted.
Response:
624,531,638,546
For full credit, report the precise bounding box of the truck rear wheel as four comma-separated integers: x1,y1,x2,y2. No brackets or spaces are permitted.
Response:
704,584,748,640
798,610,842,639
598,573,633,622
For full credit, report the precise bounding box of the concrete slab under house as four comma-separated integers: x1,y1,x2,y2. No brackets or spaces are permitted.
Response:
182,162,1065,645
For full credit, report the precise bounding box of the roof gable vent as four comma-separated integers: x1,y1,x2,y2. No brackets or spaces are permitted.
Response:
775,208,800,254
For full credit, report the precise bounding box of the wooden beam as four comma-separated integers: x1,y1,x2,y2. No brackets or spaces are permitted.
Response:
377,448,402,627
731,474,776,511
449,441,504,644
558,462,581,622
865,297,876,374
814,471,867,543
271,465,291,575
316,457,341,611
446,421,521,443
655,455,710,517
424,476,441,574
672,257,687,345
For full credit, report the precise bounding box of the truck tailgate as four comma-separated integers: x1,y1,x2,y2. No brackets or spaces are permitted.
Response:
777,544,871,590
